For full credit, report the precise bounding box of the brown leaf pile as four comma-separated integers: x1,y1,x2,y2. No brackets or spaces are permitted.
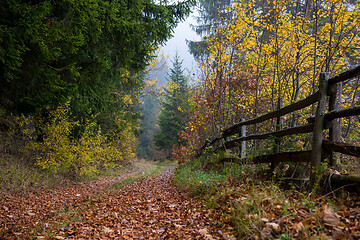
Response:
0,166,147,238
1,167,232,239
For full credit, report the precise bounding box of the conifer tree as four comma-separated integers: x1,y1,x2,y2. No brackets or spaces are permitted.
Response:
154,53,190,158
187,0,231,60
0,0,195,116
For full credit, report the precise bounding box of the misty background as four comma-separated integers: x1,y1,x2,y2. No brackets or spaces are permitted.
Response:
162,10,201,76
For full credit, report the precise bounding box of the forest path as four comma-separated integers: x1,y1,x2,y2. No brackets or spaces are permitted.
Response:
1,162,231,239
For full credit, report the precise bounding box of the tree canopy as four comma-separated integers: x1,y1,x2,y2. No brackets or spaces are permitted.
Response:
187,0,231,60
0,0,195,115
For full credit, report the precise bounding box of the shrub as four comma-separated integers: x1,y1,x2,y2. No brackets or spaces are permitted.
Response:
24,104,134,178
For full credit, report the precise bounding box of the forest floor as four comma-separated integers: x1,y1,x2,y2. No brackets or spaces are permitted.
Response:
2,158,360,239
0,160,233,239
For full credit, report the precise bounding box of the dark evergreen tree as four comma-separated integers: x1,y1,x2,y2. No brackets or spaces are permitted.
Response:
154,53,190,158
0,0,195,117
187,0,231,60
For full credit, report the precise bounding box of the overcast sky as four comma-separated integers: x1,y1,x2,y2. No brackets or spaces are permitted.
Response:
161,11,201,76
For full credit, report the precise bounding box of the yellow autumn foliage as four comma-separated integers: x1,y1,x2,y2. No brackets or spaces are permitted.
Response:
22,104,136,178
183,0,360,157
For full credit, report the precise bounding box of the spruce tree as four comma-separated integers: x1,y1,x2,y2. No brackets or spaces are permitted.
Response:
154,53,189,158
187,0,231,60
0,0,195,116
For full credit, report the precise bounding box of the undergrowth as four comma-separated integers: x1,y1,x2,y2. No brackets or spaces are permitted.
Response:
173,152,343,239
0,154,65,196
0,102,139,195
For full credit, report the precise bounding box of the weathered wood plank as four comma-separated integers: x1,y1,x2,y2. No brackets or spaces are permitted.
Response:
328,64,360,85
310,73,328,188
328,82,342,167
323,140,360,158
325,105,360,120
325,173,360,192
221,124,314,150
222,91,320,137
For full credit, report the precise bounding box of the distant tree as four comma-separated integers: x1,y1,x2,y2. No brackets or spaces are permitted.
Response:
138,57,169,159
154,53,190,158
187,0,231,60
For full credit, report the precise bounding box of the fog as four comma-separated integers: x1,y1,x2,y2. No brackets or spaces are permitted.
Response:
161,11,201,76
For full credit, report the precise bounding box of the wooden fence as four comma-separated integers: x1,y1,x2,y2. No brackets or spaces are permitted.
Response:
197,65,360,189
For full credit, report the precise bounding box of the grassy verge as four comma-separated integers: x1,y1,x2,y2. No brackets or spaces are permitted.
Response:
0,150,132,196
154,159,178,167
104,164,163,195
0,148,65,196
173,154,352,239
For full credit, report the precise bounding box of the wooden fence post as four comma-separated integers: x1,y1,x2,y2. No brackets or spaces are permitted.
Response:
271,98,283,174
310,73,328,189
240,119,246,159
328,82,342,168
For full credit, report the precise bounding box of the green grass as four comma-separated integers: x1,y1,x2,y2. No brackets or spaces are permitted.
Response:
173,154,331,239
105,165,163,194
154,159,178,167
0,155,65,196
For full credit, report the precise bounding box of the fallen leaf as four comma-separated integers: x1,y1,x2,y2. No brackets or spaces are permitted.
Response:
323,205,340,227
101,227,114,234
293,222,305,232
265,222,280,232
199,228,215,240
27,210,35,216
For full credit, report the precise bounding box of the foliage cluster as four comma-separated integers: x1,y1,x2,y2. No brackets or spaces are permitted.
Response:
0,0,195,178
0,0,194,115
0,116,65,194
187,0,231,60
14,103,136,179
180,0,360,171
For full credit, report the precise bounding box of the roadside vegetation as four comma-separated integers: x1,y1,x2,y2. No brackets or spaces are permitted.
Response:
174,152,360,239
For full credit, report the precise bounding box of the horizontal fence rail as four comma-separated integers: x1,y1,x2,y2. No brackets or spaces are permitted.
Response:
323,141,360,158
328,64,360,85
325,105,360,120
222,91,320,138
221,124,314,150
196,64,360,189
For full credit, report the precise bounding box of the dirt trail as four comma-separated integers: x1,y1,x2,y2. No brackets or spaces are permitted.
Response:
0,163,152,238
1,164,231,239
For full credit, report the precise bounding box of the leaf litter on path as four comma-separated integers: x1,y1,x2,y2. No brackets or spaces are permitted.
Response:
0,165,149,238
1,167,232,239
